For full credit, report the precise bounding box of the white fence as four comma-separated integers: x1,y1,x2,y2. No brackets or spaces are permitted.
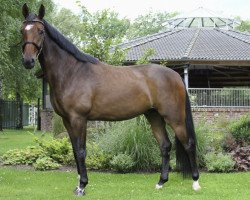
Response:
188,88,250,108
29,105,38,125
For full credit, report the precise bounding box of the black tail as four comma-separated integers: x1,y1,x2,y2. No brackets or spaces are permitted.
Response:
175,89,197,178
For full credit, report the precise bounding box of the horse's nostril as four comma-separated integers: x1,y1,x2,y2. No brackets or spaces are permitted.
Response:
31,58,35,64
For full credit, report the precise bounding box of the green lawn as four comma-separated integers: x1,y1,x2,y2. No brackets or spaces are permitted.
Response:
0,168,249,200
0,128,52,155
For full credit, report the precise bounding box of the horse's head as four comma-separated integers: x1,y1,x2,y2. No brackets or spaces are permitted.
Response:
21,4,45,69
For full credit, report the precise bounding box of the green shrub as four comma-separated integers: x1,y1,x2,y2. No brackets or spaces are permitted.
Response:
110,154,135,172
36,137,72,164
99,117,161,171
87,122,106,142
86,142,110,170
1,137,75,170
205,152,235,172
52,113,66,138
194,120,211,168
229,115,250,145
33,156,61,171
2,146,45,165
2,136,112,170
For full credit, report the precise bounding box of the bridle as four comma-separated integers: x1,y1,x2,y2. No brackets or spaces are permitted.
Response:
22,19,45,57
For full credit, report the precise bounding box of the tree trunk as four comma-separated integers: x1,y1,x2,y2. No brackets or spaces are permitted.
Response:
0,79,3,131
16,92,23,129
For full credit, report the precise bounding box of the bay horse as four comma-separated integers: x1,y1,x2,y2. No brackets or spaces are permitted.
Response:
21,4,201,196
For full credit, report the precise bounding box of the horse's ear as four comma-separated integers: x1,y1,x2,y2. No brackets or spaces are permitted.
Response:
38,4,45,19
22,3,29,18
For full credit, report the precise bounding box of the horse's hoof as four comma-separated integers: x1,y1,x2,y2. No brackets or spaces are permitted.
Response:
74,186,85,196
155,184,163,190
192,181,201,191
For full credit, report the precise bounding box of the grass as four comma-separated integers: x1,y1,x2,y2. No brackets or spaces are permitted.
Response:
0,127,52,155
0,168,249,200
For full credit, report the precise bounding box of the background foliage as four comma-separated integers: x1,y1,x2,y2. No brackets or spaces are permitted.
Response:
0,1,178,102
2,1,249,103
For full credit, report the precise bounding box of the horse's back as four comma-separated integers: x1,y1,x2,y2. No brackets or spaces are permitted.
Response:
132,64,182,82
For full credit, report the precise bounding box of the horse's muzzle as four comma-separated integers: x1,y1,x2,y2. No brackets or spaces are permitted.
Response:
22,57,35,69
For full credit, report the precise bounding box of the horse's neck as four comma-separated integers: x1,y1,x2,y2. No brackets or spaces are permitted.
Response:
39,35,76,88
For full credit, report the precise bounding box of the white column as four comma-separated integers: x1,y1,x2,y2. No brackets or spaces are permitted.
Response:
184,65,189,89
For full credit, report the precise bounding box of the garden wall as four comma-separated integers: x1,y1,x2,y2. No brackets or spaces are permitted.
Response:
41,108,250,132
192,107,250,124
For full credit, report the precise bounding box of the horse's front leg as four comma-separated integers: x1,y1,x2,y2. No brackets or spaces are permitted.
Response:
63,117,88,196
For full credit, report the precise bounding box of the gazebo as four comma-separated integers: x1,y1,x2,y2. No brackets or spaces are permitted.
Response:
118,7,249,88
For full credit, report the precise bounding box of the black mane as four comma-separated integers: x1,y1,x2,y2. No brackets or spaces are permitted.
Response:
44,20,99,64
25,14,99,64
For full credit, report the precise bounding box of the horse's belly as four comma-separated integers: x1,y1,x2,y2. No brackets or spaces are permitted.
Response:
87,90,152,121
87,109,144,121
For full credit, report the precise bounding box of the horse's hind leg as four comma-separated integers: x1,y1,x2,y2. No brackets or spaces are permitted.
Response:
168,122,200,191
145,110,172,189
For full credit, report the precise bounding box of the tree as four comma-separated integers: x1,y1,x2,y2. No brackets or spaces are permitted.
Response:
78,8,130,65
127,10,178,39
51,5,130,66
136,48,155,65
0,0,55,102
51,8,82,45
236,19,250,32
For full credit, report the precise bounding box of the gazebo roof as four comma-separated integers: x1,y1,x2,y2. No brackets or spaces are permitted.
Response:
119,28,250,66
166,7,240,29
117,7,250,87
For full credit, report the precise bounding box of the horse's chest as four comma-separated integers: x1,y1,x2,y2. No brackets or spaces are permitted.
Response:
50,89,93,117
49,93,65,115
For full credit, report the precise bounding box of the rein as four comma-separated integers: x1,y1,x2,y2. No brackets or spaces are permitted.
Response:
22,19,45,57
